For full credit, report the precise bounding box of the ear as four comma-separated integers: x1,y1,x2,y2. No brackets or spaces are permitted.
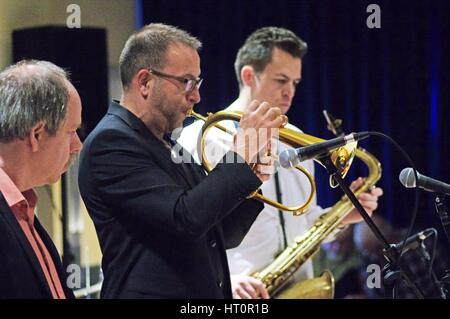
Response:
241,66,256,88
28,121,46,152
135,69,153,98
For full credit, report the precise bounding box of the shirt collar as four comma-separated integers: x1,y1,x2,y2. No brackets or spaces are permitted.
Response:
0,167,38,221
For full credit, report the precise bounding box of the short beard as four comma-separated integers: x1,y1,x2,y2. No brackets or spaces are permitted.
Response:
151,80,182,132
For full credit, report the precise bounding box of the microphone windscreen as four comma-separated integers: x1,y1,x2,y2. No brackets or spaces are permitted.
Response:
399,167,419,188
279,149,297,169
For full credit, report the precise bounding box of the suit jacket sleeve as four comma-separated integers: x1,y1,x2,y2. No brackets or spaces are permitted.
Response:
83,128,263,241
221,194,264,249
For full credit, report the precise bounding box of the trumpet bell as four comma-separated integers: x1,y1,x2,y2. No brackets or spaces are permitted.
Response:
328,141,358,188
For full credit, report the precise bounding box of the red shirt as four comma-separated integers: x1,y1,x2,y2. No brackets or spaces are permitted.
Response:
0,168,66,299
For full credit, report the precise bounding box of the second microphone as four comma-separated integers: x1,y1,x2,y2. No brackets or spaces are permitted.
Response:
279,132,370,168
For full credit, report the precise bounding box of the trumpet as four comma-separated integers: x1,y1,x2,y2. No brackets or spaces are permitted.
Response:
188,109,358,216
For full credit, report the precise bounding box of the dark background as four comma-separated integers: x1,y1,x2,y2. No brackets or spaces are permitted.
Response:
140,0,450,234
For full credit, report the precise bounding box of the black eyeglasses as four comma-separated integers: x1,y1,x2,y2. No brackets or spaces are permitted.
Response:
148,69,203,93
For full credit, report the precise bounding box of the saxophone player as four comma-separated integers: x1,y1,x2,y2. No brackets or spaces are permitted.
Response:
178,26,384,299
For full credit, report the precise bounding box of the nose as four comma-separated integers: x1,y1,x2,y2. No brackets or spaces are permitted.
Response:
282,82,296,101
71,133,83,153
187,87,201,104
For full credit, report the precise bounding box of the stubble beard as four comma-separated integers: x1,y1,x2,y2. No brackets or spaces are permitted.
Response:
151,82,184,133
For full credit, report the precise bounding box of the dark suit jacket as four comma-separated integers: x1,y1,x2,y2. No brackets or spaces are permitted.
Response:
78,101,264,299
0,194,75,299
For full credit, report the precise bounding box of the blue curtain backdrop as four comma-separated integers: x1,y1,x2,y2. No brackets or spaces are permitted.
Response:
138,0,450,238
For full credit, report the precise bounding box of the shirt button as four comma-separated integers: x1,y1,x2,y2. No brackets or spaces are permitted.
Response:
210,240,217,248
217,281,223,288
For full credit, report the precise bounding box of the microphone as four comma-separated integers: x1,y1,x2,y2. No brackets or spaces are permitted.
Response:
399,168,450,196
393,228,436,259
278,131,370,168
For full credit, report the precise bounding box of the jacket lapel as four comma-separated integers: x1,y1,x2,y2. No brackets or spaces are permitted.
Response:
167,140,204,187
0,195,52,297
107,101,203,188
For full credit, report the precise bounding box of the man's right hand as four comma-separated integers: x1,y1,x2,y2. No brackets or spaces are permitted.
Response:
231,100,284,166
231,274,270,299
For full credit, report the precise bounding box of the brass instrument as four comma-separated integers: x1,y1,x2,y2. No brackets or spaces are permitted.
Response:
189,110,315,215
252,113,382,299
189,110,355,216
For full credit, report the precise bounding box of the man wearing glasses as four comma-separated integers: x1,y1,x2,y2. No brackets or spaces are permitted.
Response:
78,23,284,298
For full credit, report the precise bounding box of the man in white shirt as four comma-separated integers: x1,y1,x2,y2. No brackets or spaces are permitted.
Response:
178,27,383,299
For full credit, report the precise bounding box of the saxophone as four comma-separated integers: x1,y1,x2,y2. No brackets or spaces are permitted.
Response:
252,114,382,299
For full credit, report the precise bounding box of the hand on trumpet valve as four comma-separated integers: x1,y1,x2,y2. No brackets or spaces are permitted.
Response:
253,143,277,182
232,100,284,165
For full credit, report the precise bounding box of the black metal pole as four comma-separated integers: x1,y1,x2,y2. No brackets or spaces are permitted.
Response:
320,156,425,299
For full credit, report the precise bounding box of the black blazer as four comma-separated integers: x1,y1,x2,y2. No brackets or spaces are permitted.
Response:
78,101,263,299
0,194,75,299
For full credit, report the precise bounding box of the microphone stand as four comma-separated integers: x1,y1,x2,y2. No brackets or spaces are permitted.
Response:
319,155,425,299
434,194,450,298
435,194,450,245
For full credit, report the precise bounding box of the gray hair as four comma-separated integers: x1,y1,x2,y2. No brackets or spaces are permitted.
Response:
0,60,70,143
119,23,202,90
235,27,308,88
